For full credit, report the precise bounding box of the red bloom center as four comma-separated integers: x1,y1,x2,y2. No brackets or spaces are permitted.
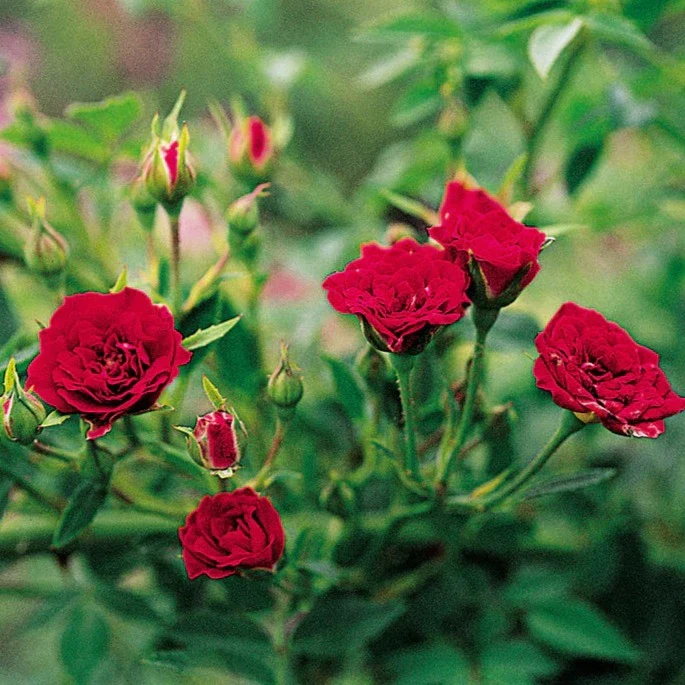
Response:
162,140,179,186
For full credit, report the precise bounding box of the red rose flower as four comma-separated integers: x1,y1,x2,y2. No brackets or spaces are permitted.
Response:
429,181,546,302
192,410,241,473
26,287,191,439
179,488,286,580
322,238,470,355
533,302,685,438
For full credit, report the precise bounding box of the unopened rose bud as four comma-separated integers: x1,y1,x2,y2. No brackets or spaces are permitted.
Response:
228,115,274,181
226,183,269,238
184,410,242,478
24,197,69,277
141,91,196,213
268,342,303,418
2,358,46,445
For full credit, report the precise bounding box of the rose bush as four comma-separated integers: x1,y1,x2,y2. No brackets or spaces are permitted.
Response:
178,488,285,580
322,237,470,354
533,302,685,438
26,287,191,439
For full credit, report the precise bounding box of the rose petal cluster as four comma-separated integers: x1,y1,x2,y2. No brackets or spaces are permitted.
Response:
322,238,470,355
179,488,286,580
192,410,241,473
533,302,685,438
26,287,191,439
429,181,546,302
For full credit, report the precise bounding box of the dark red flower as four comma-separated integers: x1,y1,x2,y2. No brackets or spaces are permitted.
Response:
26,287,191,439
179,488,286,580
322,238,470,355
429,181,546,302
533,302,685,438
192,410,241,472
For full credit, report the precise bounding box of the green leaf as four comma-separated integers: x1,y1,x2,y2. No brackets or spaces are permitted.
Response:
359,12,461,41
65,92,143,142
201,375,226,409
109,266,128,293
526,599,639,663
46,119,110,163
480,640,559,685
146,441,208,479
323,355,365,421
181,315,242,351
52,479,109,548
359,49,419,89
584,12,652,52
380,189,438,225
40,410,72,429
60,602,110,684
565,142,603,194
528,18,583,79
3,356,16,394
385,644,471,685
521,468,617,500
391,81,442,128
293,593,406,656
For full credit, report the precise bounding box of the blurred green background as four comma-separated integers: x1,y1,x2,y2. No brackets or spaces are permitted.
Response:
0,0,684,683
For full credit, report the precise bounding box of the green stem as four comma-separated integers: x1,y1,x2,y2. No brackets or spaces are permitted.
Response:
168,210,182,315
32,440,79,463
0,512,179,556
436,306,498,490
249,418,288,490
523,32,586,196
0,461,63,512
389,354,420,481
468,411,586,510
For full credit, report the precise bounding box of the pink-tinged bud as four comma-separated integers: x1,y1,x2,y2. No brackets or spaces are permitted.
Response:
2,358,46,445
228,115,274,181
24,197,69,277
141,91,196,212
189,410,241,477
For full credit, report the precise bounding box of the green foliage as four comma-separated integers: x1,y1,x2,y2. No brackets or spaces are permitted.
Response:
0,0,682,683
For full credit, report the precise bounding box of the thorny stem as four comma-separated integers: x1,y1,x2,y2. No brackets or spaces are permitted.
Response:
168,210,182,315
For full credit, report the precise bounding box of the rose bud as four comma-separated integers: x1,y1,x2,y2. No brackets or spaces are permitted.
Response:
267,342,303,418
429,181,546,308
533,302,685,438
226,183,270,238
322,238,471,356
141,91,196,213
228,115,274,181
26,287,191,439
23,197,69,277
2,358,46,445
178,488,285,580
185,410,241,478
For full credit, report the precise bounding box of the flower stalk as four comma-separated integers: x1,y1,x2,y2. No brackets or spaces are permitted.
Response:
390,354,420,481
